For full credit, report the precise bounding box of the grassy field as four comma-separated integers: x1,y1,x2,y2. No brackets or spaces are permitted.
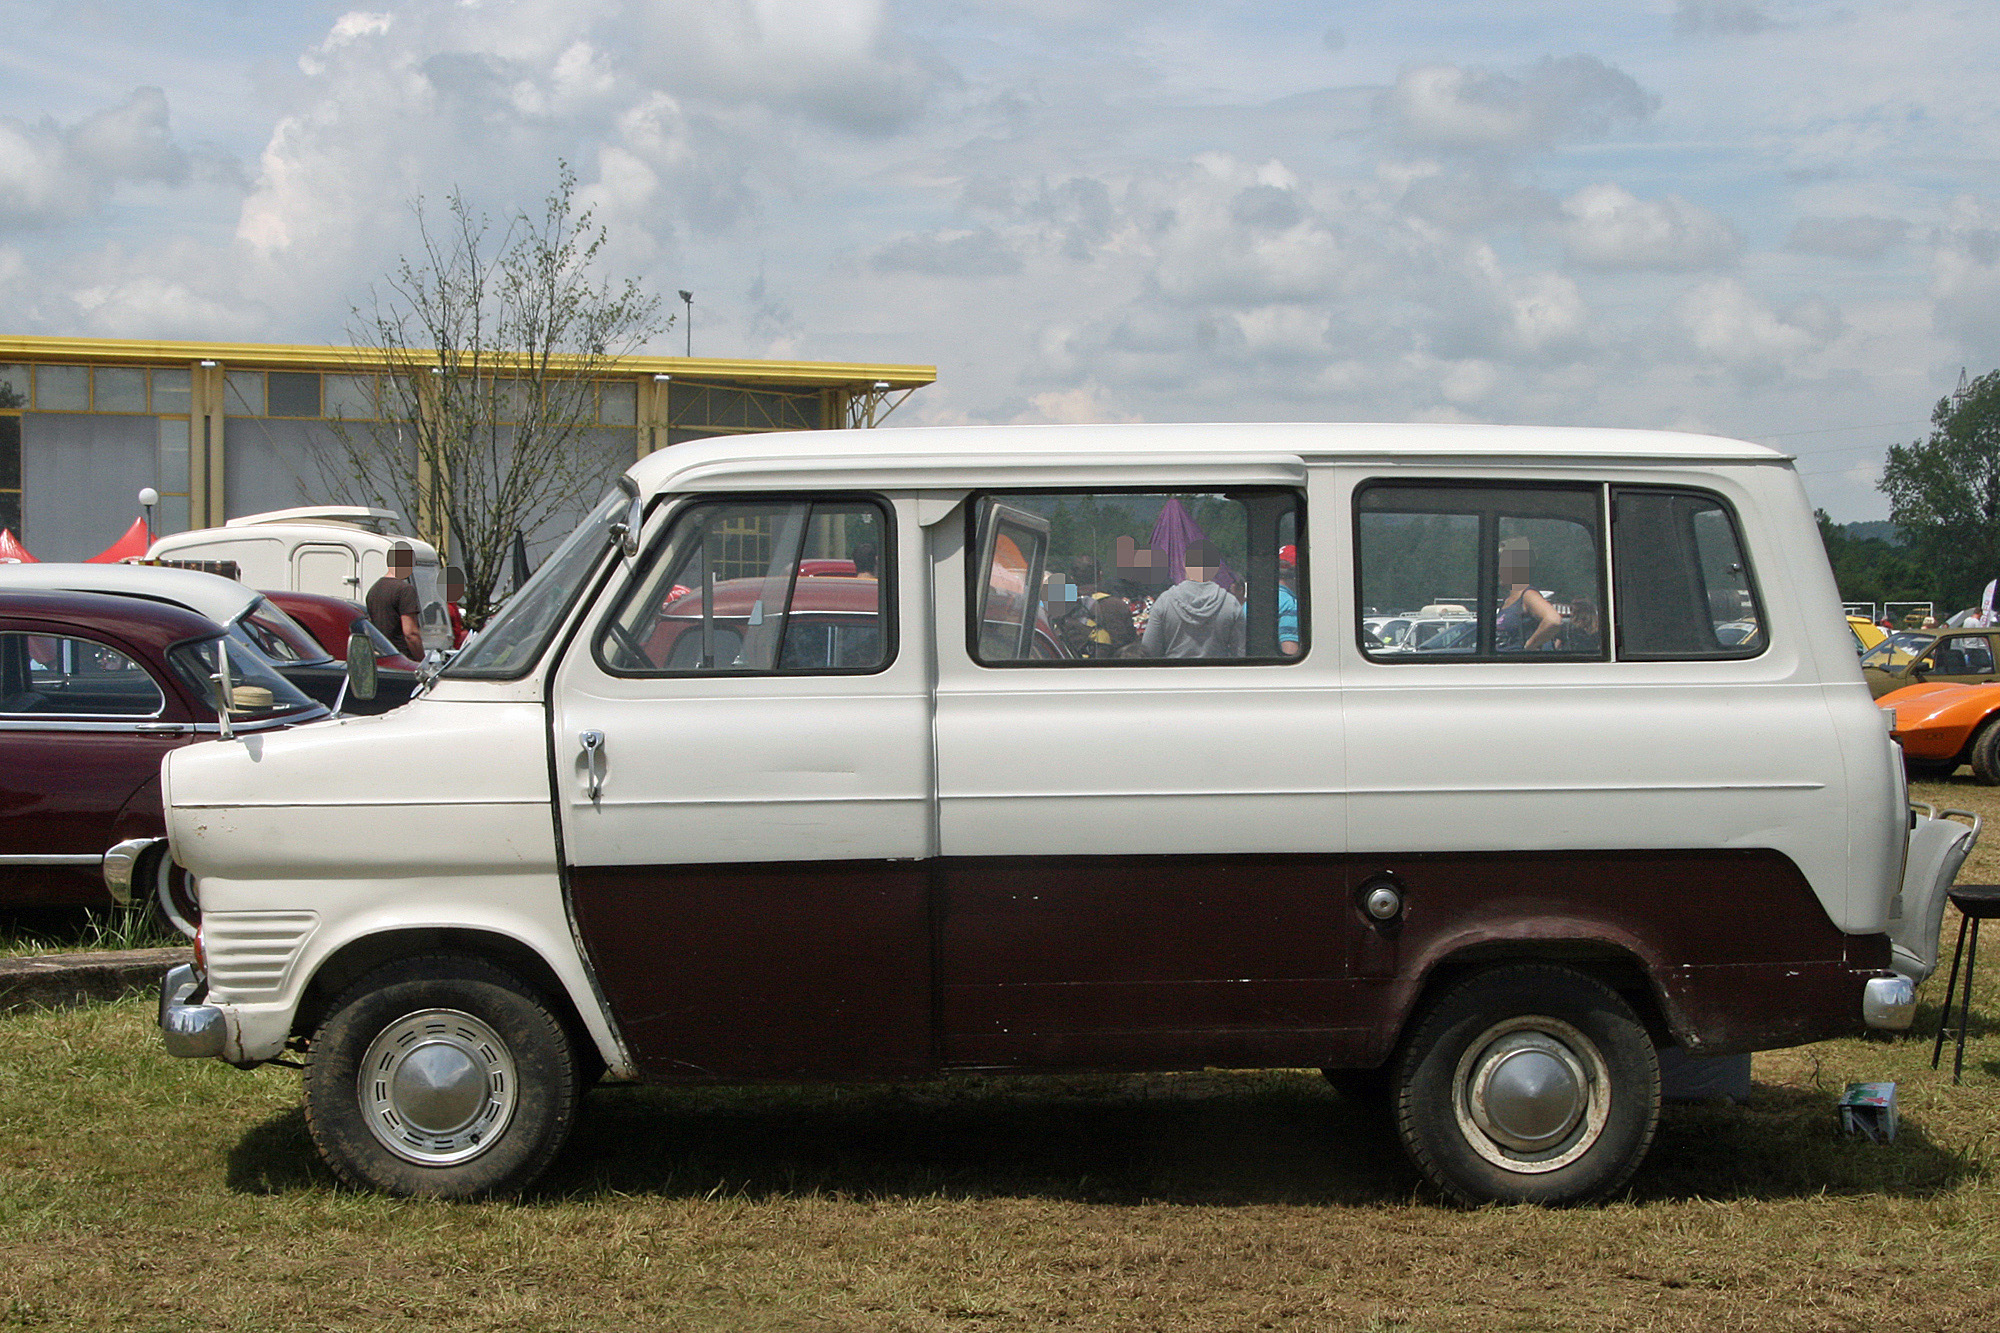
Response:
0,779,1996,1331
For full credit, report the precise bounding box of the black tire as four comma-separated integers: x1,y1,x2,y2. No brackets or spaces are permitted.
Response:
303,955,581,1198
1392,965,1660,1206
1968,719,2000,785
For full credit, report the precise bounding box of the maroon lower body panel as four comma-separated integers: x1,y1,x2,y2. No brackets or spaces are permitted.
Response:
567,861,934,1081
568,849,1889,1083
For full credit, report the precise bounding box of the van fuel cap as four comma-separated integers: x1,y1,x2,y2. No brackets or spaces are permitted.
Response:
1361,878,1404,922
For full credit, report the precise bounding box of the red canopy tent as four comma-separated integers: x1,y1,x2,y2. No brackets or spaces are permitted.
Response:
87,516,151,564
0,528,35,563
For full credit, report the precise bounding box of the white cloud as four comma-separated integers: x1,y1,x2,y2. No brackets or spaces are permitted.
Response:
0,87,190,230
1787,215,1908,260
1674,1,1773,37
1675,277,1833,372
1380,55,1657,155
1559,183,1741,271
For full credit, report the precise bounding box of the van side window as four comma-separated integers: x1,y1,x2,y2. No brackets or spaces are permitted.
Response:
968,489,1305,664
1611,489,1764,659
595,496,892,675
1356,484,1604,659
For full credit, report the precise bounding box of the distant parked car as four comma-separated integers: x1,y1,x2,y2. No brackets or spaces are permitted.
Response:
0,588,326,909
1880,679,2000,780
1861,628,2000,698
0,565,417,714
1848,616,1887,653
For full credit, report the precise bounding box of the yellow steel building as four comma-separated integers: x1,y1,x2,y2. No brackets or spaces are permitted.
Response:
0,336,933,562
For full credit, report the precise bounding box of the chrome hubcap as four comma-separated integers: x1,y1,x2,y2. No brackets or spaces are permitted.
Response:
359,1009,516,1166
1453,1016,1609,1174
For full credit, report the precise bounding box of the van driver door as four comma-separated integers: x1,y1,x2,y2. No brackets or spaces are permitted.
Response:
550,491,936,1080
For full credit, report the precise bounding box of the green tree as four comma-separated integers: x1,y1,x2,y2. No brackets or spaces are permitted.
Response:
313,163,667,627
1879,370,2000,610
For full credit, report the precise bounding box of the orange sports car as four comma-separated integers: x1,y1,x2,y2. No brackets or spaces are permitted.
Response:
1879,679,2000,780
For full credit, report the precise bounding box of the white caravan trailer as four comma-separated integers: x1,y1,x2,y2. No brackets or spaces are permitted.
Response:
147,507,450,650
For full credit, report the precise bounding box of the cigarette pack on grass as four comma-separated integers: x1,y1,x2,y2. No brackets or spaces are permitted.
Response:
1838,1082,1898,1142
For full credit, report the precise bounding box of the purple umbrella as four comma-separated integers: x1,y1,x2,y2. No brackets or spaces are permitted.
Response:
1148,497,1238,589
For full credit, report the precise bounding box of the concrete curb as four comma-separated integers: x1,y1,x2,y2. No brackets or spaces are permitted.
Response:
0,947,190,1013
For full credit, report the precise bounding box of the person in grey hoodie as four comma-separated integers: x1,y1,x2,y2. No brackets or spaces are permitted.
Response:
1142,540,1245,658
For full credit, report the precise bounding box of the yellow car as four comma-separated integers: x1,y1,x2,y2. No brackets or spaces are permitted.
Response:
1848,616,1886,652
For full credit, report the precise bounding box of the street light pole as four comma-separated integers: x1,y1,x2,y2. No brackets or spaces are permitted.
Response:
138,487,158,544
679,290,693,357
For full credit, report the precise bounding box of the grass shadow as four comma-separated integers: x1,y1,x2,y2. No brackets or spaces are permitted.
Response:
539,1072,1420,1206
221,1068,1984,1207
527,1067,1979,1207
1631,1081,1977,1203
225,1104,337,1195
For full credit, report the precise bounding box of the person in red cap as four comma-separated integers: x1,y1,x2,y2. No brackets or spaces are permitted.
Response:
1277,543,1300,656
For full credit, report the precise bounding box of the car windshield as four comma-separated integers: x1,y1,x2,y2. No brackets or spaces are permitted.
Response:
166,632,321,720
239,596,333,665
1862,631,1933,670
446,491,627,680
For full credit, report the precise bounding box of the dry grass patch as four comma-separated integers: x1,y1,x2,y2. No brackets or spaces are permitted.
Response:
3,992,1999,1332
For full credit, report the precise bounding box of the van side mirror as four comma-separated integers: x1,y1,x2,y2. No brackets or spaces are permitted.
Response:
346,622,380,702
612,478,643,558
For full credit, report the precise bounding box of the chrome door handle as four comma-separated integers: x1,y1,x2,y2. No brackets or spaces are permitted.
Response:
579,730,605,801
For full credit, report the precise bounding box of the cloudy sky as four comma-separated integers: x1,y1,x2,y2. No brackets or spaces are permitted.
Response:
7,0,2000,520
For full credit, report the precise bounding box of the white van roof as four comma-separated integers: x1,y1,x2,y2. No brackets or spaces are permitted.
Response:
223,506,411,533
625,423,1791,494
0,562,258,628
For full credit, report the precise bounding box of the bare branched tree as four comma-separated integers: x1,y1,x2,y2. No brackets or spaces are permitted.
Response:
313,163,666,627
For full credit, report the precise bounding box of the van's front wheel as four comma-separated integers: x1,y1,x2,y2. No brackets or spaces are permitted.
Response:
303,956,581,1198
1392,965,1659,1205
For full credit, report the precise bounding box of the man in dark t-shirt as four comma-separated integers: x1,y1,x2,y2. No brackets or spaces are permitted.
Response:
365,542,424,659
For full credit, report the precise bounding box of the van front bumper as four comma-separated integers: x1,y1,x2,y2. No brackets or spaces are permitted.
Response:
158,963,226,1059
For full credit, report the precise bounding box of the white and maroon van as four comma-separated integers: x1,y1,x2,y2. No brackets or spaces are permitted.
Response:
143,423,1974,1204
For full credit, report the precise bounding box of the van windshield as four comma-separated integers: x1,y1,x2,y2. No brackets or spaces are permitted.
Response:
445,492,627,680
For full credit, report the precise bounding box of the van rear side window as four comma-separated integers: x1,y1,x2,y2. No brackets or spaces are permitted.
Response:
1355,482,1766,661
1611,488,1764,659
1356,484,1605,659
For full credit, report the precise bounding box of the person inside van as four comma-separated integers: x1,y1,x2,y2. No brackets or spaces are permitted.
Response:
1142,541,1245,658
1277,544,1300,656
365,542,424,659
1556,596,1601,652
1495,537,1563,651
1057,556,1136,660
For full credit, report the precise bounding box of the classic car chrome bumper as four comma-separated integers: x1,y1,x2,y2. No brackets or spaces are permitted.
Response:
1863,974,1916,1031
158,963,226,1059
102,837,164,907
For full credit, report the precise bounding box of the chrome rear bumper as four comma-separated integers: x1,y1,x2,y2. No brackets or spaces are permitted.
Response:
158,963,226,1059
1863,974,1916,1031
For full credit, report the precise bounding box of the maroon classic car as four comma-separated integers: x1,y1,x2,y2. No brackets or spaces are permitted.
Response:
0,589,326,908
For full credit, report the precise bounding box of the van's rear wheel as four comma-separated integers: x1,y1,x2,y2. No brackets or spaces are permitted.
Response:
1392,965,1659,1205
303,956,580,1198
